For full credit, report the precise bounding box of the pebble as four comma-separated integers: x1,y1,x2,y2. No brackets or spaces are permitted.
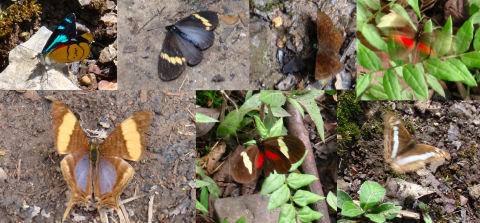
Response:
0,168,7,182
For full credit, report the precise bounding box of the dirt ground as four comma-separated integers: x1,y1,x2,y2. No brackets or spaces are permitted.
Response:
0,90,195,222
249,0,356,90
0,0,117,89
118,0,250,90
338,99,480,222
195,91,338,222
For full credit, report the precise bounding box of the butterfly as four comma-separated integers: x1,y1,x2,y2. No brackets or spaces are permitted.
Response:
383,112,451,173
52,101,152,221
40,13,93,65
158,11,218,81
315,10,343,80
231,136,306,184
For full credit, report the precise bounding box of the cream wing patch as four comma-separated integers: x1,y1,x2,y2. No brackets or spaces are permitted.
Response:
121,118,142,161
57,112,77,153
240,151,253,174
277,137,290,159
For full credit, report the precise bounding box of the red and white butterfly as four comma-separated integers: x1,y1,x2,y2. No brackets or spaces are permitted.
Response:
383,112,451,173
231,136,306,184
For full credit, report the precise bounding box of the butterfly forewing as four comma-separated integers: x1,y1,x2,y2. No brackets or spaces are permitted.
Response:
316,10,343,80
158,32,187,81
261,135,306,164
175,11,218,50
99,110,152,161
173,32,203,66
42,13,77,54
231,145,260,184
52,101,91,155
383,113,413,162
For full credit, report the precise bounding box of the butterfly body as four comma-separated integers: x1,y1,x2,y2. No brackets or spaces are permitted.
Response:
383,113,450,173
231,136,306,184
158,11,218,81
52,101,152,220
40,13,93,65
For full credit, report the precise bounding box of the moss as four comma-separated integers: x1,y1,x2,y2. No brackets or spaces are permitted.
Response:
0,0,42,38
337,90,363,150
249,0,285,12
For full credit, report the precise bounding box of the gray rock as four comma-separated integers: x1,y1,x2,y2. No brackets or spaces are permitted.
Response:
468,184,480,199
0,27,80,90
447,124,459,141
214,194,279,223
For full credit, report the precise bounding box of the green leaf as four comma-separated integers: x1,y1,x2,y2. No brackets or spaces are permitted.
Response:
341,201,364,217
424,213,433,223
337,189,353,210
297,206,323,222
271,107,291,117
260,91,286,107
446,58,477,87
434,17,453,56
392,4,417,32
269,118,284,137
424,58,464,82
405,0,420,17
235,216,246,223
303,100,324,141
461,52,480,68
293,190,325,207
383,69,402,100
287,173,318,189
200,187,209,214
454,18,474,54
371,202,402,219
196,199,208,213
474,28,480,50
203,176,219,198
360,24,388,52
221,217,228,223
196,165,207,178
368,83,388,99
217,109,249,137
365,213,386,223
287,98,304,117
254,115,269,138
357,2,372,27
289,149,307,171
358,42,383,71
196,112,219,123
356,73,373,97
278,203,296,223
403,64,428,100
267,184,290,210
359,181,386,211
426,74,445,98
326,191,337,211
261,172,286,195
359,0,380,10
196,179,211,188
240,92,261,110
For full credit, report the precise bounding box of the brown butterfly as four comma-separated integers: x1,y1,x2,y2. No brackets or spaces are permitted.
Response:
315,10,343,80
383,112,450,173
52,101,152,220
231,136,306,184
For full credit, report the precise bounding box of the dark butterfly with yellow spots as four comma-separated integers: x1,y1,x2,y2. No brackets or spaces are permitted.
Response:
158,11,218,81
231,136,306,184
52,101,152,220
40,13,93,65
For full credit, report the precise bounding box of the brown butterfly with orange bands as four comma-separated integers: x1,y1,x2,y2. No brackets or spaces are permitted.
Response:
315,10,343,80
52,101,152,221
231,136,306,184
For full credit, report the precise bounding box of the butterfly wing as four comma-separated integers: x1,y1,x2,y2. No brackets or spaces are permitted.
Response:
391,144,451,173
383,113,413,162
316,11,342,80
42,13,77,55
173,31,203,66
52,101,91,155
93,156,135,209
98,110,152,161
174,11,218,50
158,31,187,81
231,145,260,184
261,136,306,165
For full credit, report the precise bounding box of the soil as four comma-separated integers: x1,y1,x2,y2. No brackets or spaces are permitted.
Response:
338,99,480,222
118,0,250,90
195,91,338,222
0,0,117,89
0,90,195,222
249,0,356,90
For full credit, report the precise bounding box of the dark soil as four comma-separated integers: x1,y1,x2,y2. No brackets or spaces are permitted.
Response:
0,90,195,222
338,99,480,222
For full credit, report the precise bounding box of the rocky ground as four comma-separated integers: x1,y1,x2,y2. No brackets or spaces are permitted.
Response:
0,90,195,222
338,97,480,222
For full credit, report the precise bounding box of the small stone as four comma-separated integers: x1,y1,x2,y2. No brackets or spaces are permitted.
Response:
99,43,117,63
276,35,286,48
276,74,296,90
78,0,91,6
272,16,283,28
101,12,117,26
459,195,468,206
79,75,92,86
31,206,41,217
88,64,102,75
23,91,41,101
220,15,239,25
211,75,225,82
468,184,480,199
0,168,7,182
98,80,117,90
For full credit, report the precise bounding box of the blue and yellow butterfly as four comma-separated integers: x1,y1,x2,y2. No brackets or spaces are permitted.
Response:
39,13,93,65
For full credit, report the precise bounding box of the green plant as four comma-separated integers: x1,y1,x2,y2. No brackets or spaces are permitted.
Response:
195,166,220,215
337,181,402,223
419,202,433,223
196,91,223,108
357,0,480,100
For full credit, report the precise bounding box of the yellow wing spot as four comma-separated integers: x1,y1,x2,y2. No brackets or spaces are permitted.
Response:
193,14,212,30
240,151,253,174
121,118,142,160
161,53,184,65
57,112,77,153
277,137,290,159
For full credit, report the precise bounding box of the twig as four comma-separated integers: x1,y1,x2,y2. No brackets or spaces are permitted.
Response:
148,195,155,223
137,7,165,34
17,159,21,181
120,194,147,205
220,90,238,111
179,74,188,91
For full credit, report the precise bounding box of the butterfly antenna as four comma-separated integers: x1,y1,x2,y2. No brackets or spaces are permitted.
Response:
138,7,165,34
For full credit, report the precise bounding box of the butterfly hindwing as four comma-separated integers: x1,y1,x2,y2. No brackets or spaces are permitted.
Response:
261,136,306,164
52,101,91,155
174,11,218,50
231,145,260,184
173,31,203,66
158,32,187,81
391,143,451,173
99,110,152,161
316,10,343,80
